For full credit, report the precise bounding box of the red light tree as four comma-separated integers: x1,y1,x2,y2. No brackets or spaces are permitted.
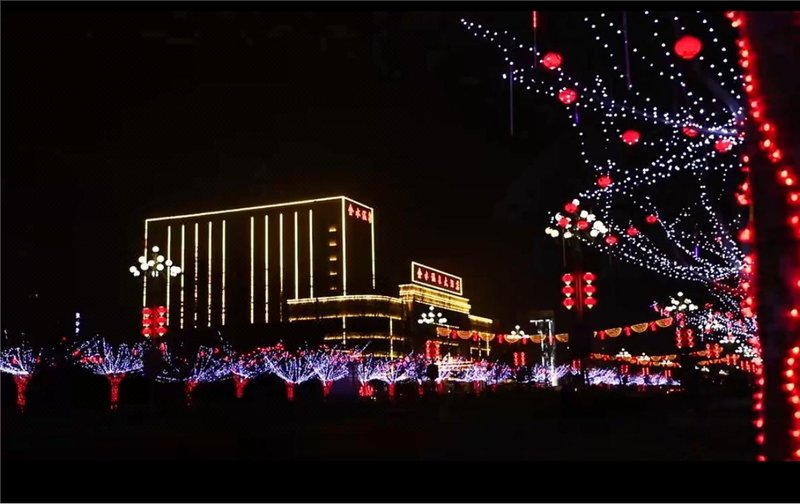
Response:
71,337,144,410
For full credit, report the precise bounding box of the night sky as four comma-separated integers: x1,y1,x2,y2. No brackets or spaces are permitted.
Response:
2,4,688,342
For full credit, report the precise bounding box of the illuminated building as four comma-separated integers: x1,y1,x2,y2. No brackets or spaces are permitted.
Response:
143,196,494,357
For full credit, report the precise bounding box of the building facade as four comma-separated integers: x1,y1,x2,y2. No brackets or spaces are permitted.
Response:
143,195,495,357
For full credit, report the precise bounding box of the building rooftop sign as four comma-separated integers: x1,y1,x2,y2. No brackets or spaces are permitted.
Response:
410,261,463,296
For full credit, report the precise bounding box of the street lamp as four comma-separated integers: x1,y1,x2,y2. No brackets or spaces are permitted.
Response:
417,305,447,325
129,245,182,279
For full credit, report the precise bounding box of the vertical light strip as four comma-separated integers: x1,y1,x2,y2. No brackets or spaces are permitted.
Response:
207,221,212,327
222,220,226,326
193,222,199,328
370,208,376,289
264,215,269,323
279,213,284,308
143,222,148,307
308,209,314,298
341,198,347,295
166,225,172,325
389,318,394,359
250,216,254,324
294,211,299,300
180,225,185,329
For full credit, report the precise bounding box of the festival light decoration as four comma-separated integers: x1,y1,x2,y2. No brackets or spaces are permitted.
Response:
130,245,182,279
354,356,385,398
674,35,703,60
158,344,232,407
270,349,317,401
462,13,748,305
71,337,144,410
417,305,447,325
0,338,44,412
374,358,413,399
541,51,562,70
231,347,275,399
309,346,352,397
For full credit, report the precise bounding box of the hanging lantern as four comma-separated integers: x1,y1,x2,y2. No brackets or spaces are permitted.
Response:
541,51,563,70
621,129,640,145
674,35,702,60
627,226,640,237
682,126,699,138
584,284,597,295
585,297,598,309
583,272,596,282
558,88,578,105
597,175,612,188
715,139,733,152
645,214,658,224
557,216,570,228
576,220,589,230
561,273,573,283
156,306,168,315
564,202,578,213
562,285,575,296
605,235,618,245
563,298,575,310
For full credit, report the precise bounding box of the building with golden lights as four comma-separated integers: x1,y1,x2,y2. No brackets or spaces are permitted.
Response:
143,196,496,357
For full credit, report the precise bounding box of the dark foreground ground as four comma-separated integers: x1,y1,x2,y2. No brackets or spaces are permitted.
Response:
2,375,760,501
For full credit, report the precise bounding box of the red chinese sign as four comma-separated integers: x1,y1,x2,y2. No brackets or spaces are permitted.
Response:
411,261,463,295
347,203,372,223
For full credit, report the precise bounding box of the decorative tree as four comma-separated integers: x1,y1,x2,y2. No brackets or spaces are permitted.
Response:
462,12,757,369
158,344,232,407
231,346,275,399
374,359,412,400
0,338,44,412
452,361,490,395
309,346,353,397
485,362,513,391
71,337,144,410
523,364,573,387
354,356,386,398
270,349,317,401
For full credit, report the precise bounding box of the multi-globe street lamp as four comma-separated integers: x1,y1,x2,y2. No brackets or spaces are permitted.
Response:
129,245,182,279
417,305,447,325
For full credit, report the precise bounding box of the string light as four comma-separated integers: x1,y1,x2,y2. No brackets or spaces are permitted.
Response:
71,337,145,410
158,344,233,407
0,337,44,412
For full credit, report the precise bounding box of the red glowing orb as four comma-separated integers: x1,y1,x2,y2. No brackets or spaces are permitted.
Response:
558,88,578,105
605,235,618,246
674,35,703,60
541,52,563,70
564,202,578,213
563,298,575,309
584,284,597,295
557,217,569,228
597,175,613,188
621,129,640,145
562,286,574,296
576,220,589,230
583,272,596,282
585,297,598,308
627,226,640,237
561,273,574,283
682,126,699,138
645,214,658,224
715,139,733,152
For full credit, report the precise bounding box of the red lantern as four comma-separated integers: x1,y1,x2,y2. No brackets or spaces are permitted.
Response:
583,272,596,282
584,284,597,295
605,235,618,246
563,298,575,309
156,316,167,325
156,306,168,315
142,307,152,316
141,327,153,337
585,297,597,309
674,35,702,60
542,52,563,70
576,220,589,230
597,175,612,188
645,214,658,224
627,226,639,237
497,334,504,344
715,139,732,152
558,88,578,105
682,126,699,138
562,285,574,296
558,217,570,228
561,273,574,283
141,318,152,327
156,327,168,336
621,129,640,145
564,202,578,213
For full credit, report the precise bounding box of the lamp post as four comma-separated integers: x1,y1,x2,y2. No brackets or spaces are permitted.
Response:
129,245,182,410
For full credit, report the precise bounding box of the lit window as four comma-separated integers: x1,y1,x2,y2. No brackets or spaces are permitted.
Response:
330,285,338,291
328,226,337,233
328,240,337,247
329,255,338,262
329,271,338,276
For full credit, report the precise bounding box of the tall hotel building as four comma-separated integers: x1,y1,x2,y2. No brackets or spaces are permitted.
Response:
144,196,494,357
